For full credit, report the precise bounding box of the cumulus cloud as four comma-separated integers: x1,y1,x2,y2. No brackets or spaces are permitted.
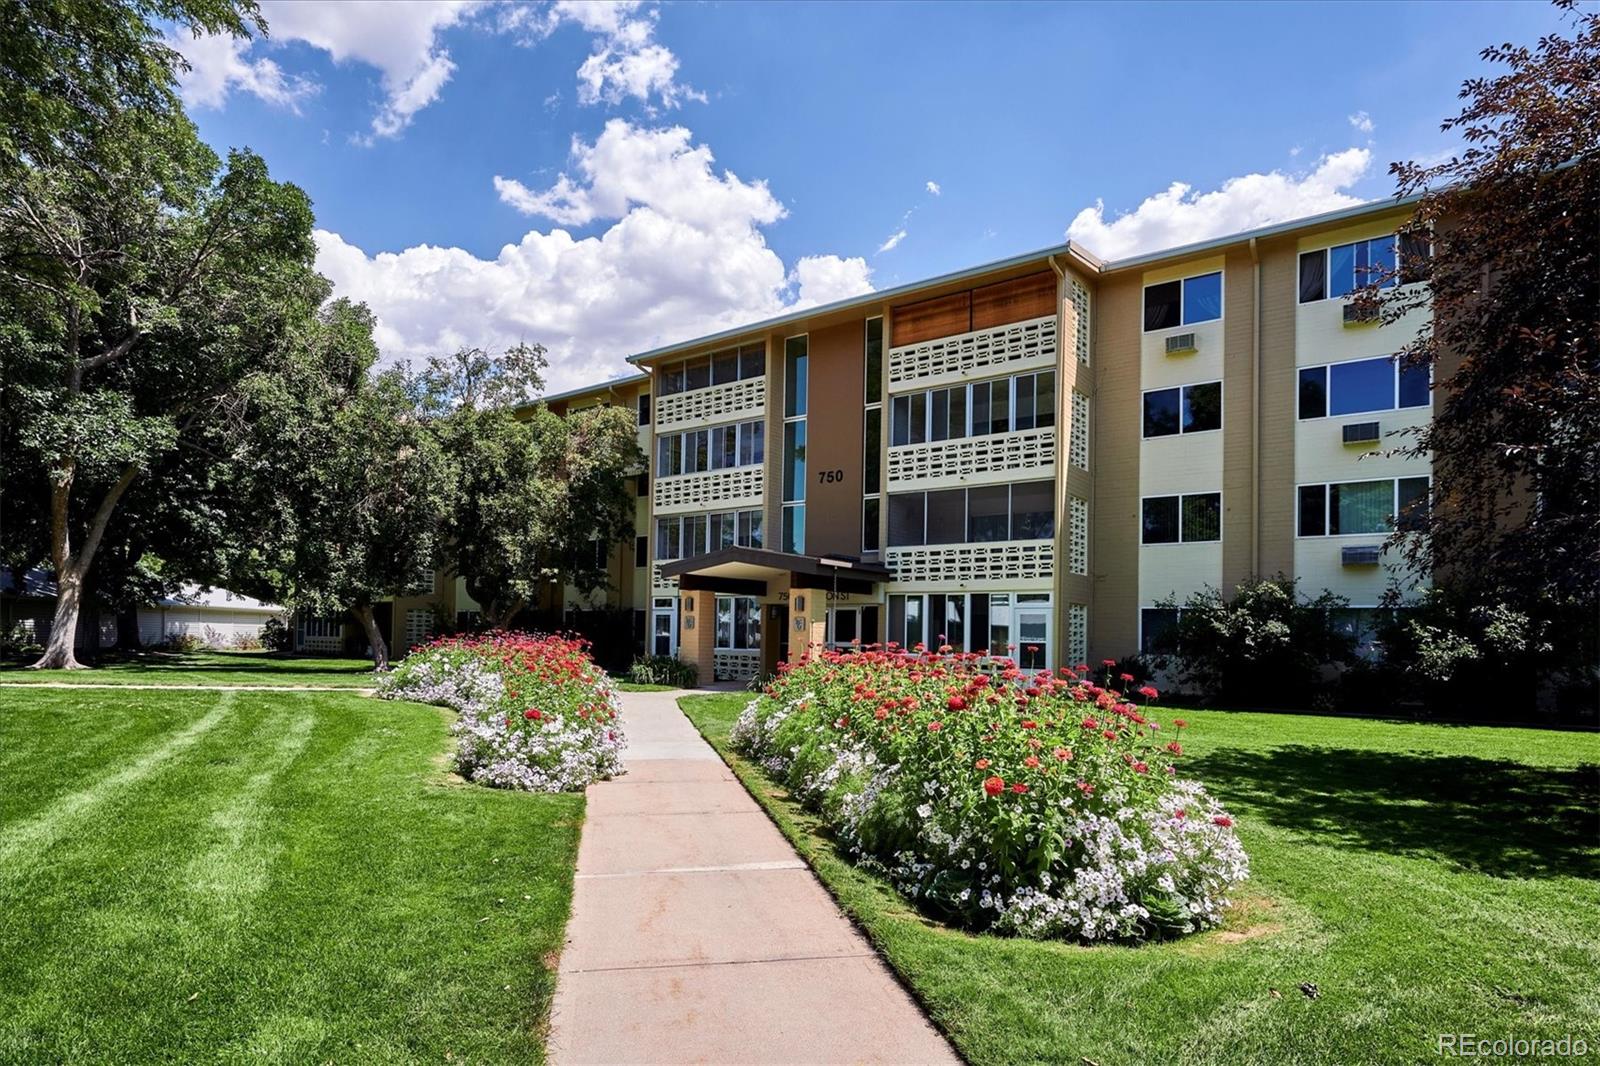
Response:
925,180,941,196
1348,110,1375,134
326,120,871,391
169,29,316,111
501,0,702,111
1065,148,1372,260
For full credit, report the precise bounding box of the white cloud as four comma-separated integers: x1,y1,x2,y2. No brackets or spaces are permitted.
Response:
503,0,702,112
326,120,871,391
1065,148,1372,260
877,229,907,253
169,30,316,111
1348,110,1375,134
925,180,941,196
173,0,479,139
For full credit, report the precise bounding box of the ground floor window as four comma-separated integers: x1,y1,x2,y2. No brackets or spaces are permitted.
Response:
826,604,881,649
888,592,1051,669
714,596,761,650
651,597,677,658
1139,607,1181,655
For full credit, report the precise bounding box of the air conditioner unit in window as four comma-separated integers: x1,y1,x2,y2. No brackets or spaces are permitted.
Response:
1342,421,1381,445
1342,303,1380,326
1165,333,1197,355
1341,545,1383,566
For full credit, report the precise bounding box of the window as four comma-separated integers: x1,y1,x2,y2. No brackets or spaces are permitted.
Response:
1142,493,1220,544
783,335,808,553
635,536,648,568
1297,356,1430,419
711,424,737,469
887,492,926,547
1143,381,1221,438
737,508,763,549
926,488,966,545
1298,477,1430,536
637,393,651,425
930,386,966,442
715,596,760,650
967,485,1010,542
862,497,880,552
683,514,708,557
864,317,882,403
1014,370,1056,432
1140,608,1180,655
1010,480,1055,540
737,420,764,466
1143,271,1222,331
710,511,737,551
1298,235,1399,303
636,472,649,497
658,345,765,395
655,516,682,560
885,481,1055,546
887,592,1049,667
656,420,764,476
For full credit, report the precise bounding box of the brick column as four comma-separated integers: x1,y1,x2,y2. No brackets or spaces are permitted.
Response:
679,590,716,684
787,589,828,665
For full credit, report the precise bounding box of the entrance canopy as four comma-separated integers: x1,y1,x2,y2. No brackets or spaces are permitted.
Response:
658,547,892,597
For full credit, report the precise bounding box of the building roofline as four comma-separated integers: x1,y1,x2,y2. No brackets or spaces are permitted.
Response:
528,371,649,409
623,191,1423,367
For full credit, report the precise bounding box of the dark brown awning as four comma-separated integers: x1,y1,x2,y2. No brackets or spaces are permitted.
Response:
658,547,892,597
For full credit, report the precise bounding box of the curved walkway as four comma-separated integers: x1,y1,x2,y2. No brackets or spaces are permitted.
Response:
548,688,958,1065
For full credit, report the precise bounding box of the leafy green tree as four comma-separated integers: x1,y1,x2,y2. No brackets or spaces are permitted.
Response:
416,347,643,628
1377,2,1598,685
237,301,454,670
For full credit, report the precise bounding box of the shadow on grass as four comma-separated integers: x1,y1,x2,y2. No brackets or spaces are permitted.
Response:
0,651,373,677
1190,744,1600,880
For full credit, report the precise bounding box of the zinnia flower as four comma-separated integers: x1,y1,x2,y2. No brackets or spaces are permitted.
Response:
974,758,990,769
927,721,943,732
983,775,1005,797
1213,815,1233,827
1010,782,1029,794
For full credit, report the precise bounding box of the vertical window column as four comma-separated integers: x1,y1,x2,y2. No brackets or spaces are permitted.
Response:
862,318,882,554
782,335,808,553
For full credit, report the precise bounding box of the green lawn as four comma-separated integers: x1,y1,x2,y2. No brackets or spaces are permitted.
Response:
0,649,377,687
681,694,1600,1066
0,686,583,1063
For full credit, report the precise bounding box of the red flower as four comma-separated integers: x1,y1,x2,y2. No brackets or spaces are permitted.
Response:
974,758,990,769
1020,719,1038,730
947,695,967,712
1167,741,1182,755
983,775,1005,797
524,708,543,720
1082,717,1098,730
1138,685,1160,700
1173,718,1188,729
1023,755,1040,768
1213,815,1233,827
1132,761,1149,773
1010,782,1029,794
1119,672,1135,683
1053,747,1073,761
1174,809,1187,819
927,721,943,732
1101,659,1116,667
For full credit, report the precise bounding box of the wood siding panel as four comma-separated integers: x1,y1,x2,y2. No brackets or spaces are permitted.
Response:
890,292,970,347
971,271,1057,331
803,320,867,557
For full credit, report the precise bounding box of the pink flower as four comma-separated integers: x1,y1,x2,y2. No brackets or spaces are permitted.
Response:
927,721,943,732
1213,815,1233,828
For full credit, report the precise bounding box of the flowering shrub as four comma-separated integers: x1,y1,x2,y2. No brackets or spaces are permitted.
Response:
380,631,626,792
731,648,1247,942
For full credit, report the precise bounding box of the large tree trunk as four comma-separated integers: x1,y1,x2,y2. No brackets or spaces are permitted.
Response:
352,604,389,671
485,593,526,631
31,566,87,669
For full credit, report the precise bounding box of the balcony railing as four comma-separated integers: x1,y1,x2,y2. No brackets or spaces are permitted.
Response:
655,376,765,430
653,466,764,515
886,539,1054,587
887,426,1055,489
888,314,1057,391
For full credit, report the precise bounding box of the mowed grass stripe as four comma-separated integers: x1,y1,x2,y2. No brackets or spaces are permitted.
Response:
0,691,237,877
0,688,584,1064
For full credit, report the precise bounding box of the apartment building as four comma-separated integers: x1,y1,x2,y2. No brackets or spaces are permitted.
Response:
610,195,1435,683
337,195,1432,681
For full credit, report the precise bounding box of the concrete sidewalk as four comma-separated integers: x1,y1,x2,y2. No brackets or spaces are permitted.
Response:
548,688,959,1065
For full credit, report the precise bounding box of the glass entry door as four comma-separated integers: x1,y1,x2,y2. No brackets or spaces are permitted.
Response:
827,605,879,650
650,598,677,658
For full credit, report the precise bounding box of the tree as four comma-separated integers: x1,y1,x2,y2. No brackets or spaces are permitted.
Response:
237,301,454,671
417,347,643,628
3,101,323,667
1377,2,1598,685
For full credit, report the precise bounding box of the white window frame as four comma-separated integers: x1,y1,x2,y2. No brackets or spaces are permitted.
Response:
888,368,1057,446
1139,491,1223,545
1141,270,1225,333
1141,380,1223,439
1297,355,1431,421
1297,235,1405,305
1294,476,1431,538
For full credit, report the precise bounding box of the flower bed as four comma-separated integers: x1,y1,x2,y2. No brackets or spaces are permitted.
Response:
731,649,1247,942
379,631,625,791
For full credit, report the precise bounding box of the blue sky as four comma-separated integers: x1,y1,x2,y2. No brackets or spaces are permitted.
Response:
172,0,1567,389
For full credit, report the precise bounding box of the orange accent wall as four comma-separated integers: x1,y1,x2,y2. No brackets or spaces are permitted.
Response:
802,320,867,557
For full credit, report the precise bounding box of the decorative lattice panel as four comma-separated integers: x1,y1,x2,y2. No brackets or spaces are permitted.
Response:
651,563,678,593
887,427,1055,488
887,316,1057,390
403,608,433,652
1069,496,1089,576
1070,392,1090,470
655,377,765,430
886,540,1054,585
1070,279,1090,366
714,649,759,682
653,466,764,515
1066,603,1088,667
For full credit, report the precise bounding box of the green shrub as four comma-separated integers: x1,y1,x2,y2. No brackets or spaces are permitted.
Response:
624,654,697,688
260,616,291,653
